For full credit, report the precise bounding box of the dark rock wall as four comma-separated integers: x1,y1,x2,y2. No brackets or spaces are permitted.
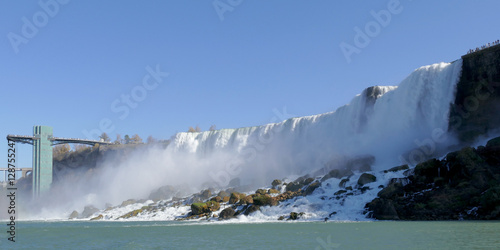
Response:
449,45,500,143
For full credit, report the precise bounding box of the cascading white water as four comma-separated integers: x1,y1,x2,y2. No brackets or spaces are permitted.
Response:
166,59,463,188
20,59,465,220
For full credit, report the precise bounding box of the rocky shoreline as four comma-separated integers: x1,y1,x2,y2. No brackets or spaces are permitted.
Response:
366,136,500,220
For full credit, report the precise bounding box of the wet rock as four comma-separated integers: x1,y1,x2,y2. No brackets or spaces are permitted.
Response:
366,199,399,220
244,205,260,215
81,205,100,218
69,210,79,219
384,165,409,173
268,188,280,194
287,212,305,220
321,169,353,182
334,190,347,196
303,181,321,196
210,196,223,203
228,192,241,204
199,189,212,200
253,194,278,206
272,179,283,188
191,201,220,215
357,173,377,186
255,189,267,195
303,178,315,186
238,195,254,205
339,178,349,188
275,191,301,202
90,214,103,221
217,191,230,198
285,182,303,192
218,207,236,220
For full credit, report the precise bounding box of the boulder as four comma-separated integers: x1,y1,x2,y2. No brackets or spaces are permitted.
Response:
90,214,103,221
271,179,283,187
218,207,236,220
303,182,321,196
255,189,267,195
289,212,299,220
384,165,409,173
228,192,240,204
303,178,315,186
191,201,220,215
285,182,304,192
199,189,212,200
287,212,305,220
69,210,79,219
217,191,230,198
365,198,399,220
334,190,347,196
357,173,377,186
81,205,100,218
238,195,254,205
321,169,353,182
275,191,301,202
268,188,280,194
244,205,260,215
486,136,500,150
338,178,349,188
210,196,223,203
253,194,278,206
222,196,230,202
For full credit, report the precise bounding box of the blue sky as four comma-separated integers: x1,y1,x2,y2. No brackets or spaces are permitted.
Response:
1,0,500,170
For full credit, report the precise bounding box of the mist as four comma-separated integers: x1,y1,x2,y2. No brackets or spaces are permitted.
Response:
16,59,465,220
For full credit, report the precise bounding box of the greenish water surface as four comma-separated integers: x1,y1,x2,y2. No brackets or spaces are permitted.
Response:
3,220,500,249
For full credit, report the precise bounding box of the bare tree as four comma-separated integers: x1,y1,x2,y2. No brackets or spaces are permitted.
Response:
115,134,122,144
195,125,201,132
209,125,216,131
131,134,143,144
147,135,157,144
99,132,111,142
188,127,196,133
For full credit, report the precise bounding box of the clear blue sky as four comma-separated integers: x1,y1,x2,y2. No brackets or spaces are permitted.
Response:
1,0,500,170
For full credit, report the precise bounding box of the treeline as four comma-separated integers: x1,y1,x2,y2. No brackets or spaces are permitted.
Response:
52,132,161,159
187,125,216,133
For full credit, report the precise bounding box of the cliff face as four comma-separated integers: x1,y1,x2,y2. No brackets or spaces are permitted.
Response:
449,45,500,143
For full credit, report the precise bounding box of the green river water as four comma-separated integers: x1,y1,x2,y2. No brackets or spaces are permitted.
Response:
2,220,500,249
